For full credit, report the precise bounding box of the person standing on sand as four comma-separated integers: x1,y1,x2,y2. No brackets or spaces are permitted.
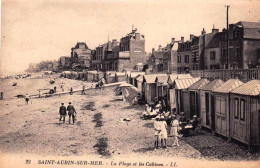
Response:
159,116,168,148
82,85,85,95
54,86,57,93
25,94,30,104
0,91,4,100
170,115,180,147
61,83,64,92
70,87,73,95
59,103,66,124
67,102,76,124
153,116,161,149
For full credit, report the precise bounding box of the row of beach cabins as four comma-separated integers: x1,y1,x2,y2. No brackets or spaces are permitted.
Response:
62,70,260,151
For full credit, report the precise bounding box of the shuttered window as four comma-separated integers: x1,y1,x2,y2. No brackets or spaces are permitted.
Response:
234,98,239,119
240,99,245,121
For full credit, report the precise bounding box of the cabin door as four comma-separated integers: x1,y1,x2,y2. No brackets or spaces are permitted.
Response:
215,96,227,136
211,94,215,130
183,91,190,120
205,93,210,126
169,89,176,111
233,98,247,144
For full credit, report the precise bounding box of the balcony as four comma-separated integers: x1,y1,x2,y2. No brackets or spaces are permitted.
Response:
118,51,130,59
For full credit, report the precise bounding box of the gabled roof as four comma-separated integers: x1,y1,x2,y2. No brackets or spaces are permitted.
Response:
143,74,167,84
168,74,192,84
188,78,210,90
115,72,126,77
155,76,169,84
136,75,144,82
151,51,164,59
230,80,260,96
200,79,224,91
174,78,200,89
213,79,244,93
237,21,260,29
130,72,145,78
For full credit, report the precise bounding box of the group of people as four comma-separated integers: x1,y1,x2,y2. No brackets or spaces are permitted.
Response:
59,102,77,125
153,114,180,149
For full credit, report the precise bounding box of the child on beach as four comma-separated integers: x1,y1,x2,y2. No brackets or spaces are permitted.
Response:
153,116,161,149
159,116,168,148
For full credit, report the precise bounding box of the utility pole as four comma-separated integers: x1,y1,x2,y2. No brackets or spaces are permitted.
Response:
226,5,230,69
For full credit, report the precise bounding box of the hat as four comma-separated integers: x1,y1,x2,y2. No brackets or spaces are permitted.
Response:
155,104,160,108
172,115,176,118
145,104,148,107
155,115,160,119
160,116,165,119
69,102,72,104
61,103,64,105
180,112,185,115
193,115,197,118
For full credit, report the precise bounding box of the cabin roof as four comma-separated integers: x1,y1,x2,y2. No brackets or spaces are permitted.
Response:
168,74,192,84
213,79,244,93
155,76,169,84
130,72,145,78
200,79,224,91
174,78,200,89
230,80,260,96
136,75,144,82
88,71,98,74
188,78,210,90
115,72,125,77
143,74,167,84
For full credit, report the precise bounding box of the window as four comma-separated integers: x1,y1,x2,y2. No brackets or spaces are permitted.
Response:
177,55,181,63
235,48,241,58
234,98,239,119
185,55,189,63
240,99,245,121
221,49,226,57
210,51,216,61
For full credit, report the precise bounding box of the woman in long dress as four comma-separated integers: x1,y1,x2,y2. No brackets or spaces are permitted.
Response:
170,115,179,147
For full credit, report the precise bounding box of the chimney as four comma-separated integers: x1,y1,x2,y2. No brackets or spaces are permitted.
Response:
171,38,175,43
201,28,206,35
181,37,184,42
229,24,234,30
135,33,140,40
152,48,155,52
190,34,194,40
212,24,219,33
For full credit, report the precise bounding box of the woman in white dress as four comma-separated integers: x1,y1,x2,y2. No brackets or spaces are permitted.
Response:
170,115,180,147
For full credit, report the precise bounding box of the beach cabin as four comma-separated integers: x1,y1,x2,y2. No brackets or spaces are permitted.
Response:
136,75,144,93
143,74,167,105
230,80,260,150
126,71,131,83
105,71,116,83
212,79,244,138
199,79,224,130
167,74,193,111
155,76,168,101
97,71,105,81
87,71,97,82
130,72,145,86
184,78,210,119
115,72,126,82
173,78,200,117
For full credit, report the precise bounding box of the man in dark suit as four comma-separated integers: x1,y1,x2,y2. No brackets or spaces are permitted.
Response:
59,103,67,124
67,102,77,124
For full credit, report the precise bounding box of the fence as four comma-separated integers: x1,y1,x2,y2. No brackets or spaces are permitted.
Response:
190,68,260,82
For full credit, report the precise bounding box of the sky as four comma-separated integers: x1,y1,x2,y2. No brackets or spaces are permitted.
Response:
1,0,260,75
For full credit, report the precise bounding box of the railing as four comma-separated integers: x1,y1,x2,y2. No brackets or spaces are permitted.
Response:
190,68,260,82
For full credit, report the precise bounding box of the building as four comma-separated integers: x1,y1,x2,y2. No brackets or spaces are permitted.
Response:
59,56,71,69
149,45,164,73
219,21,260,69
71,42,92,70
103,39,120,71
117,27,146,71
177,36,193,73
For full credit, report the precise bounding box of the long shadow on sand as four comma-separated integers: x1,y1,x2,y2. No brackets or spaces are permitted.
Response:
133,147,154,153
81,101,96,111
110,98,123,102
143,122,154,128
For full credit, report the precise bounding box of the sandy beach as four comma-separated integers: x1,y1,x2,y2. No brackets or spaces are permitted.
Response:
0,74,259,161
